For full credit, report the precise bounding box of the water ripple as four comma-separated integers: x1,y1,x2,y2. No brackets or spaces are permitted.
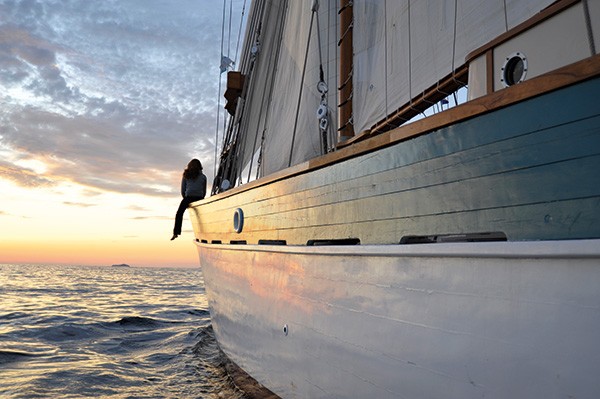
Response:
0,263,246,399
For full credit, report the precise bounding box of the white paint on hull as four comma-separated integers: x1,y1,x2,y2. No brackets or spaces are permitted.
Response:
197,239,600,399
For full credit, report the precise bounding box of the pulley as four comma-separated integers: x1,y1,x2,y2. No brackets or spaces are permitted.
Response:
316,104,328,119
317,81,328,95
319,117,329,130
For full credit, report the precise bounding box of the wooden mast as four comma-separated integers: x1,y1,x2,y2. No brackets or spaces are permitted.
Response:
338,0,354,141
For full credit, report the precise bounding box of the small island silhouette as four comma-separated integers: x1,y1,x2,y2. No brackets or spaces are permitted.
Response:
111,264,130,268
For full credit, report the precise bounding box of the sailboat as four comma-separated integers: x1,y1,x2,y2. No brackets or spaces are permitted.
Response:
190,0,600,397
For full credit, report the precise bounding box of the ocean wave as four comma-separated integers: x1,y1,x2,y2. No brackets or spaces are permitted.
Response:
30,322,107,342
114,315,187,330
0,350,43,363
0,264,228,399
192,324,217,349
115,315,161,326
187,308,210,317
0,312,29,320
148,308,210,323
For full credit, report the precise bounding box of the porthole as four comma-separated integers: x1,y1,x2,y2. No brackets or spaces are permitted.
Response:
233,208,244,233
501,52,527,87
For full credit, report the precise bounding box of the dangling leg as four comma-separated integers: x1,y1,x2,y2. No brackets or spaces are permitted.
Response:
172,198,190,240
171,197,202,240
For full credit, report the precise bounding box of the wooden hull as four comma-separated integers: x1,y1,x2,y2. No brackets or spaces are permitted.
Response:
197,240,600,398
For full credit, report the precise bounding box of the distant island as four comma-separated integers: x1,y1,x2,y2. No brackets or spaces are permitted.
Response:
111,263,130,268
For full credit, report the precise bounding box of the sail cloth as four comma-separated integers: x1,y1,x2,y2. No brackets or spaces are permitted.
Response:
352,0,556,134
235,0,556,179
232,0,283,177
260,0,340,176
233,0,339,178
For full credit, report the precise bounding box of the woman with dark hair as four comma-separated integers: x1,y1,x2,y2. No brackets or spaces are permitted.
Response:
171,159,207,240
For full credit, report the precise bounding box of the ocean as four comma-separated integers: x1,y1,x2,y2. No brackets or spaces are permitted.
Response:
0,263,250,398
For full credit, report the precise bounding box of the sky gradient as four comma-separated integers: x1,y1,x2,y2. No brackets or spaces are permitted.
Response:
0,0,244,267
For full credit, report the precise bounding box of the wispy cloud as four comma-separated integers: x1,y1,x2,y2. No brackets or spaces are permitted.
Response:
130,215,171,221
62,201,95,207
126,205,150,212
0,160,55,188
0,0,239,197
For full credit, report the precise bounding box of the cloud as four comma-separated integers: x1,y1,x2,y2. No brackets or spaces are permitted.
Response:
62,201,95,207
126,205,150,212
0,0,242,197
0,160,55,188
130,215,171,221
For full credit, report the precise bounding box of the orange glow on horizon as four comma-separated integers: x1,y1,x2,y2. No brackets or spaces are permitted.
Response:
0,180,202,268
0,236,199,268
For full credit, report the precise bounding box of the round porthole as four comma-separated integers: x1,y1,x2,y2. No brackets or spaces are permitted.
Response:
233,208,244,233
501,52,527,87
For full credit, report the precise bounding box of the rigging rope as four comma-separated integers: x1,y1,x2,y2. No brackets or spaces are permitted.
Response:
582,0,597,55
213,0,228,179
451,0,458,72
327,0,337,152
219,0,266,191
314,1,329,155
288,4,318,167
502,0,509,33
254,0,289,180
234,0,247,65
408,0,412,103
228,0,232,58
212,0,249,188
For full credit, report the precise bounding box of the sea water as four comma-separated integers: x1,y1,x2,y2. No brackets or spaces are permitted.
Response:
0,263,247,398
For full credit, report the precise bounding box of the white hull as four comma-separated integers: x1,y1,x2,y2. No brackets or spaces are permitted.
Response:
197,239,600,399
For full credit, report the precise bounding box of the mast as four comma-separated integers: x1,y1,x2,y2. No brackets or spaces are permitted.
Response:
338,0,354,141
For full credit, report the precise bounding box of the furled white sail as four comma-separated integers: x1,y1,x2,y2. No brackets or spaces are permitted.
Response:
352,0,556,134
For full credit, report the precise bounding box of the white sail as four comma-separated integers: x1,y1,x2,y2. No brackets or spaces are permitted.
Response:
234,0,287,175
230,0,557,180
260,0,339,175
352,0,556,134
226,0,339,178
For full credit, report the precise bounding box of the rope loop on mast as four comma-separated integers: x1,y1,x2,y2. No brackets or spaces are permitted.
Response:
338,0,352,15
337,21,353,46
338,67,352,91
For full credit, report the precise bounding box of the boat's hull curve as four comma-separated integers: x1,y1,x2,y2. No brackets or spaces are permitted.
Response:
197,240,600,399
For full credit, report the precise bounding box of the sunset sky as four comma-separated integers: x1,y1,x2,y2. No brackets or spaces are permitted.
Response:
0,0,245,267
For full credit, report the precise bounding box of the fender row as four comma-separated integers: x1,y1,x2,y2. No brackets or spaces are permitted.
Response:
197,232,507,246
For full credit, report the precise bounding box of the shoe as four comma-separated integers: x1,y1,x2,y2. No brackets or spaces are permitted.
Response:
170,234,178,241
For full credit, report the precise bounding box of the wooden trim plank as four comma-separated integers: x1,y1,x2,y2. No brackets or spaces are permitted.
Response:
486,50,494,94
